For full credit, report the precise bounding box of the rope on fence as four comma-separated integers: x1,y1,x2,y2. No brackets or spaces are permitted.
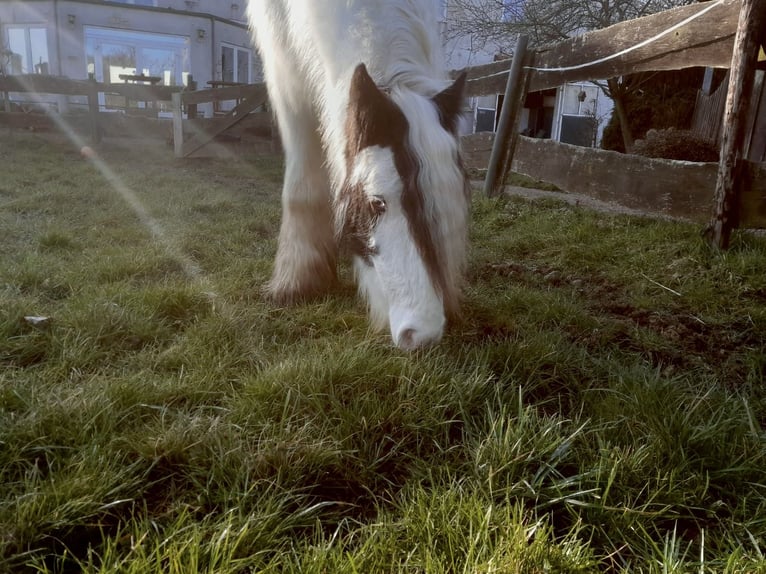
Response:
466,0,727,82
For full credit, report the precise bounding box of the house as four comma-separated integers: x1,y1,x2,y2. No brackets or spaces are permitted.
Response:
440,0,614,147
0,0,260,117
2,0,613,142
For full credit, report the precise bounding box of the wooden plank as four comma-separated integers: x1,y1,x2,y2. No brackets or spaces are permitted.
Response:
461,59,515,97
746,72,766,162
185,112,273,138
0,75,181,101
691,75,728,142
461,0,740,95
87,82,101,144
0,110,273,141
743,70,765,159
529,0,739,91
706,0,766,247
181,83,267,105
180,94,268,157
0,74,93,96
102,83,180,102
534,38,734,92
172,92,183,158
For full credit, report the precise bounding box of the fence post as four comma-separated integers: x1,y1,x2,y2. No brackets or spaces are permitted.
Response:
483,34,529,197
87,80,101,144
172,91,183,158
186,74,198,119
705,0,766,248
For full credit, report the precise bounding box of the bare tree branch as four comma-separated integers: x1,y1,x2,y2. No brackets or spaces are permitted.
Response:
447,0,695,52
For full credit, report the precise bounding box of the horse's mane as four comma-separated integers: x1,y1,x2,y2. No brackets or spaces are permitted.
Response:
371,2,450,96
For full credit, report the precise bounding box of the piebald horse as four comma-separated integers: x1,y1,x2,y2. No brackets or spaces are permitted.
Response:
247,0,469,350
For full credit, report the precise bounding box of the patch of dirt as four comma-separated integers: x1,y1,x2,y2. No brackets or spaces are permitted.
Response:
479,260,764,386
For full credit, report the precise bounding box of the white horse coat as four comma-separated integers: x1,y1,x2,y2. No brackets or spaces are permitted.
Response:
247,0,469,349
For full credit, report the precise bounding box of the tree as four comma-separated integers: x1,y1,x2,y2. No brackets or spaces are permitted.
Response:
445,0,699,150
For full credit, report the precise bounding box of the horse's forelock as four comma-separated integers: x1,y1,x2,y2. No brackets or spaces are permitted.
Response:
393,89,469,318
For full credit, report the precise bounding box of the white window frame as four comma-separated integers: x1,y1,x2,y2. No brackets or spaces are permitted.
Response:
85,26,189,86
220,42,252,84
3,25,50,75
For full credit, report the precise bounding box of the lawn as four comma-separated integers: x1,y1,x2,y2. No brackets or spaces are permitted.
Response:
1,129,765,573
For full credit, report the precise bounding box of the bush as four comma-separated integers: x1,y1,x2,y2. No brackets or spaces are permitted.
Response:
601,68,708,153
631,127,719,162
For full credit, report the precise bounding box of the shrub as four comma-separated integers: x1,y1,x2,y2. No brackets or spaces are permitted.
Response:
631,127,719,162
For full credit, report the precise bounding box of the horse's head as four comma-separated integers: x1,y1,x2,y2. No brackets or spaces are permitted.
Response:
338,64,469,350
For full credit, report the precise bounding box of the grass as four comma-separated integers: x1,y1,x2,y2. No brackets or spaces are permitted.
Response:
1,129,766,572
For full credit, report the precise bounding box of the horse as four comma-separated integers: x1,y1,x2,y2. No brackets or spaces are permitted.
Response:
247,0,469,350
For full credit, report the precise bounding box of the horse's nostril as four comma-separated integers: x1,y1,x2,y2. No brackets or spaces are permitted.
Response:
395,327,441,351
397,328,417,350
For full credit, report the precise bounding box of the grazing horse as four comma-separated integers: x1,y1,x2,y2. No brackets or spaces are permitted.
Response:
247,0,469,350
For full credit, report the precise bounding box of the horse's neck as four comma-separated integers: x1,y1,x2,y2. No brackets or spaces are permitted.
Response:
300,1,446,187
329,4,443,90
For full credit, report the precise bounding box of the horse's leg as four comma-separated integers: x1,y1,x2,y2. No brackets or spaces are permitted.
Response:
266,91,337,303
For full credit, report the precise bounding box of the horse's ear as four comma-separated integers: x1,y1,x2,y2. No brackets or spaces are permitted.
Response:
433,71,467,133
350,63,386,111
347,63,406,152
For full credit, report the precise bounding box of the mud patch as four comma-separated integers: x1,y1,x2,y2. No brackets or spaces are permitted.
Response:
478,260,764,386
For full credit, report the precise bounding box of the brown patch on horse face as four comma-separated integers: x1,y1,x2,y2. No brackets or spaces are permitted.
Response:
341,63,449,302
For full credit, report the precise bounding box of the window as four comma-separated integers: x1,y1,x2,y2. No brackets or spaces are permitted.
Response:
221,44,251,83
84,27,189,112
4,26,50,75
85,27,189,86
475,95,497,133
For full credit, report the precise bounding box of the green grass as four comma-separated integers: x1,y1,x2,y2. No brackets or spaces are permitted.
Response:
1,129,766,572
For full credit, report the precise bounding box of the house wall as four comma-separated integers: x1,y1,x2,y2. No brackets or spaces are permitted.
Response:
0,0,258,115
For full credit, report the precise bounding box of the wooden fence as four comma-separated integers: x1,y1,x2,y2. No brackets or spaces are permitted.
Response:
690,73,729,143
459,0,766,233
0,74,176,142
171,83,271,157
0,75,275,155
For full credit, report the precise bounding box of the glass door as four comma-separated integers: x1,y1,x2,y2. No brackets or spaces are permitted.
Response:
85,27,189,111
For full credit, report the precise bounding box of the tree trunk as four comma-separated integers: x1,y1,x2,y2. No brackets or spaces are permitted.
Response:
607,77,634,152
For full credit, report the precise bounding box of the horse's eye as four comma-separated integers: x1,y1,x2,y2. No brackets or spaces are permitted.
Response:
369,195,386,216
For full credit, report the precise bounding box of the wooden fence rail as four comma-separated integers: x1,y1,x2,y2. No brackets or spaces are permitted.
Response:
462,0,739,97
0,74,182,142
